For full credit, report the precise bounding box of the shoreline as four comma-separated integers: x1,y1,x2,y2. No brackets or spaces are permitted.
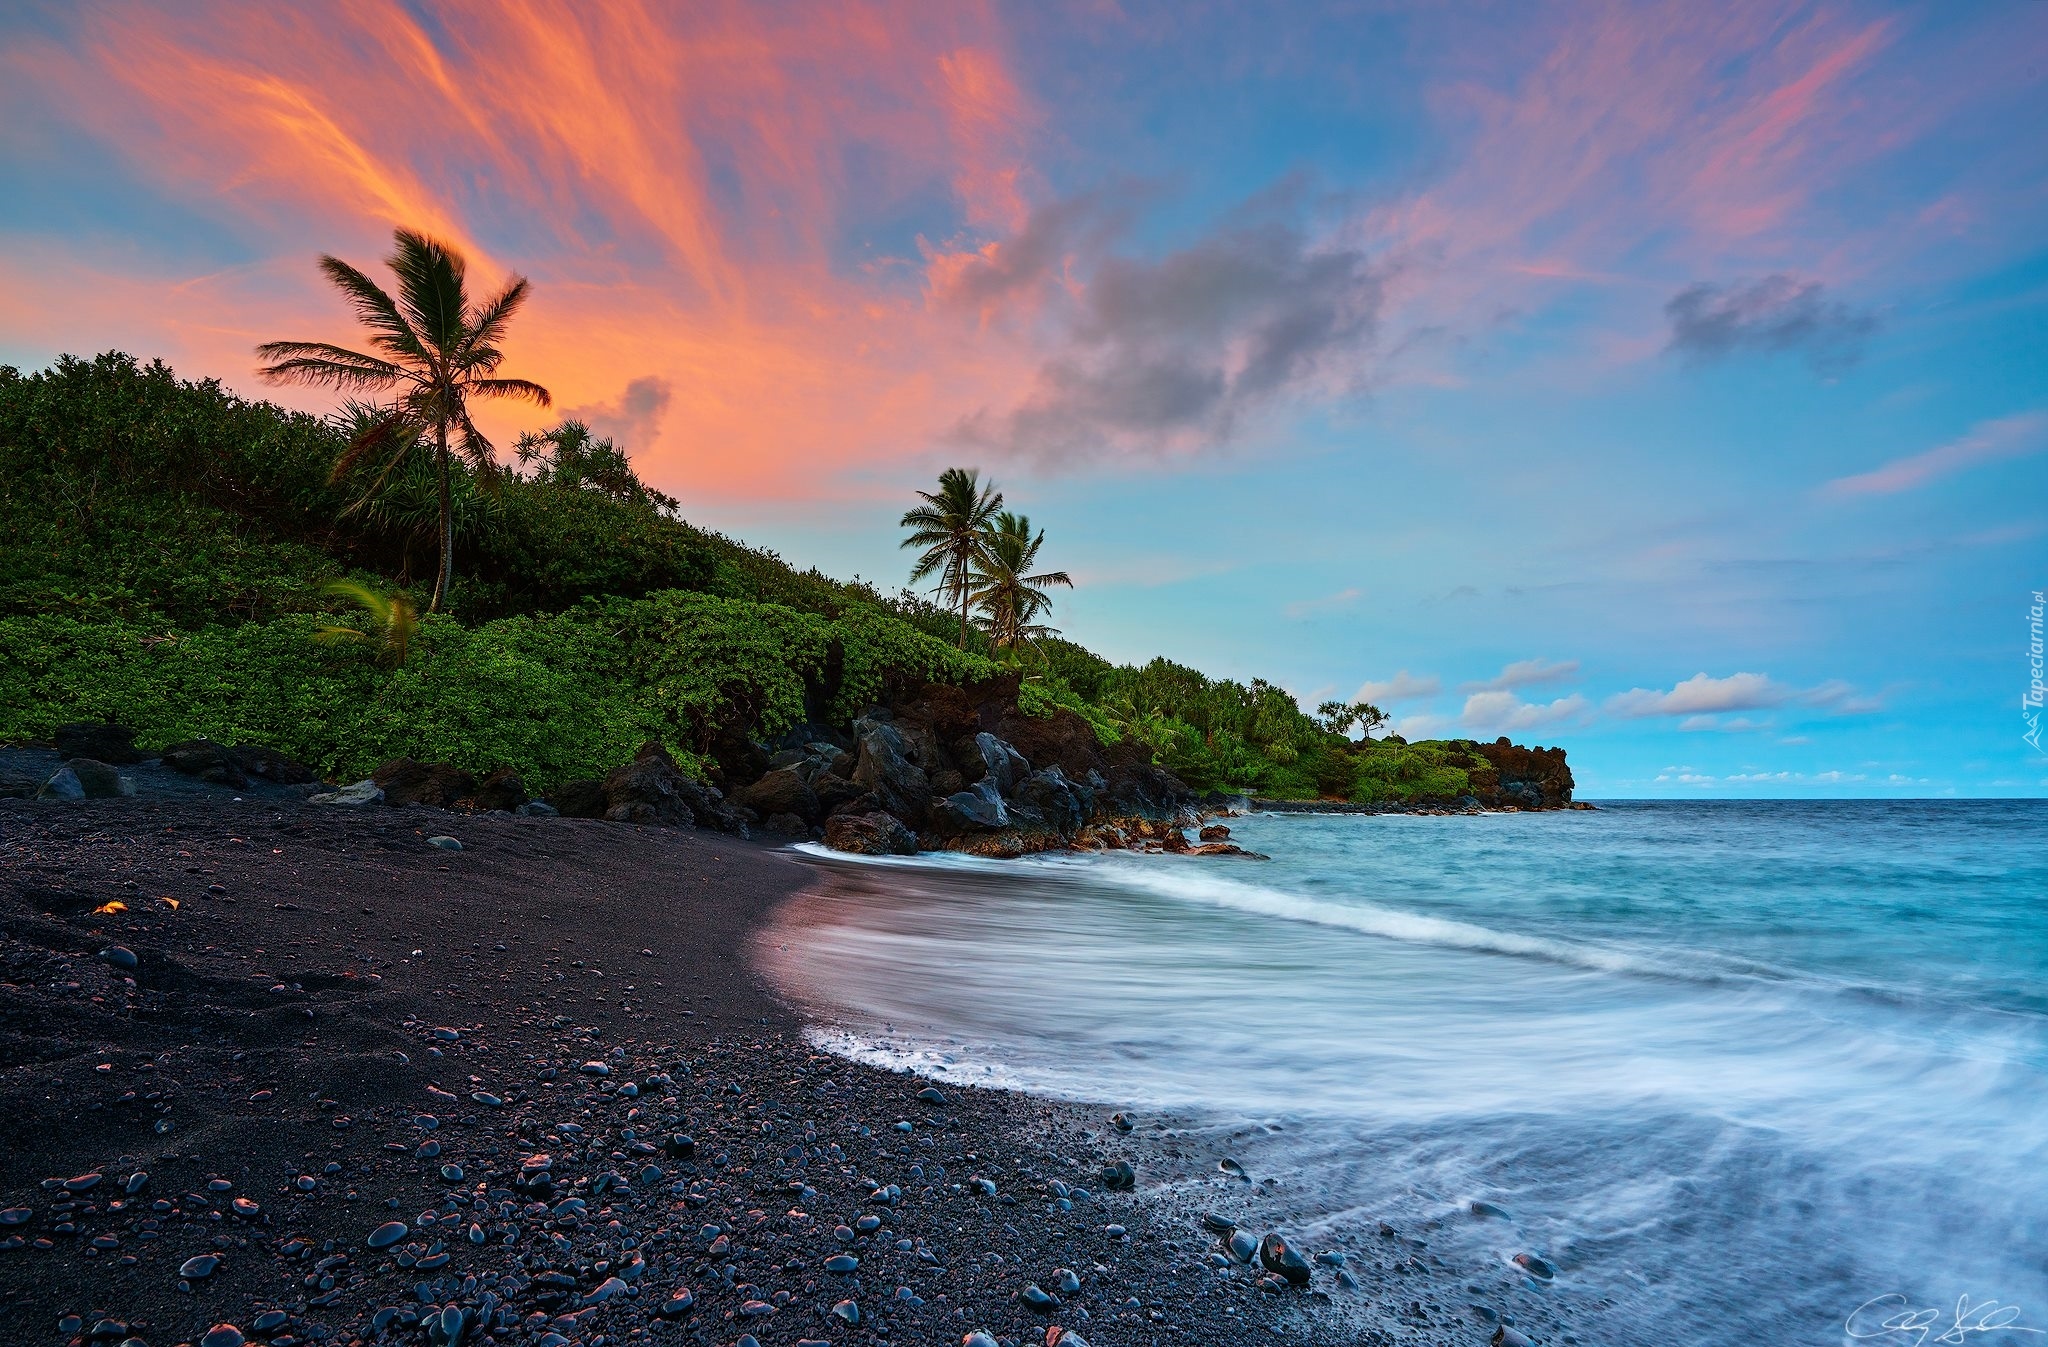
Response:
0,796,1312,1347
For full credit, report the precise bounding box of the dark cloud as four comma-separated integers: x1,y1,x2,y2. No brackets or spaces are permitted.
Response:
950,188,1384,461
1663,275,1878,376
562,376,673,451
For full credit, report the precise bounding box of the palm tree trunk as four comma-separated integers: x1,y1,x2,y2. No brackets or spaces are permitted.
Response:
430,416,452,613
956,541,970,649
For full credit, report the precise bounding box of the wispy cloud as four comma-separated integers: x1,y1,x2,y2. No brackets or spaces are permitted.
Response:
1664,274,1878,374
1461,690,1591,734
1461,657,1580,693
1353,670,1441,704
1608,672,1881,719
1822,410,2048,497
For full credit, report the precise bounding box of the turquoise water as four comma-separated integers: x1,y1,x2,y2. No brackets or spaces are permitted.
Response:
762,802,2048,1345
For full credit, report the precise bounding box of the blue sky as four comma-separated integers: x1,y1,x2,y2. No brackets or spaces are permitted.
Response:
2,0,2044,795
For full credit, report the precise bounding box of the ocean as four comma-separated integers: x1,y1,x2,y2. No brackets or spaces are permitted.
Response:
758,801,2048,1346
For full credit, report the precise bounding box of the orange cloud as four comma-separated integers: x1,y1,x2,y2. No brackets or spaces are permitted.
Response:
1,0,1051,500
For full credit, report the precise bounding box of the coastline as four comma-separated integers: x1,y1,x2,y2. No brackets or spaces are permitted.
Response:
0,796,1313,1347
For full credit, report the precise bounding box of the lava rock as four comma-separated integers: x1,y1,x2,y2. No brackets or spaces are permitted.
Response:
373,758,476,808
823,810,919,856
162,739,249,787
850,716,932,823
54,722,143,764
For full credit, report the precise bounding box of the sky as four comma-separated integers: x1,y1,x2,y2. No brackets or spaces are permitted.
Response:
3,0,2045,797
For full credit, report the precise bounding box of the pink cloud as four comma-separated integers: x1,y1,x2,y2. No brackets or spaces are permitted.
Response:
1822,411,2048,497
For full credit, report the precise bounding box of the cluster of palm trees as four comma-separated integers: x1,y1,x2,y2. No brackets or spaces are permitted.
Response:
900,467,1072,656
259,228,1076,649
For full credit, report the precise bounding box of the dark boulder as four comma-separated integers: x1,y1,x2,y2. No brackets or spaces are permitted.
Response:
547,779,608,819
54,723,143,765
373,758,476,809
761,812,812,838
734,768,819,826
811,773,867,817
1098,763,1193,822
823,811,918,856
972,731,1030,796
851,717,931,823
231,744,316,785
65,758,130,799
931,779,1008,833
1199,823,1232,842
162,739,249,788
1469,739,1575,809
1010,765,1089,836
602,742,749,836
466,767,528,812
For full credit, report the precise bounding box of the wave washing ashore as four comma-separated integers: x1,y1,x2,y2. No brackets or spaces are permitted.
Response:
764,800,2048,1347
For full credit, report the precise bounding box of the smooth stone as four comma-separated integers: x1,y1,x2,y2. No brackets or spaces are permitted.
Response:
426,836,462,851
1219,1157,1247,1178
1055,1266,1082,1293
1493,1329,1534,1347
367,1220,408,1248
739,1299,774,1317
1258,1231,1313,1286
825,1253,860,1273
251,1311,289,1332
1512,1252,1557,1280
1020,1283,1060,1311
579,1061,610,1076
658,1289,695,1317
1471,1199,1512,1220
829,1298,860,1323
1099,1160,1135,1191
439,1165,464,1183
179,1254,220,1278
199,1327,245,1347
964,1333,1000,1347
1200,1212,1236,1233
1226,1229,1258,1263
124,1172,148,1195
63,1172,103,1192
917,1086,949,1105
855,1214,881,1232
0,1209,30,1225
101,946,138,970
1110,1111,1135,1132
231,1197,260,1217
1314,1249,1346,1266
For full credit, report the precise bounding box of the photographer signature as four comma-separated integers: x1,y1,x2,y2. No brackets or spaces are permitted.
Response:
1847,1295,2045,1346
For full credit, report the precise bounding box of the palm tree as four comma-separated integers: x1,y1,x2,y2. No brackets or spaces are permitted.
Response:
900,467,1004,648
256,228,552,611
969,511,1072,655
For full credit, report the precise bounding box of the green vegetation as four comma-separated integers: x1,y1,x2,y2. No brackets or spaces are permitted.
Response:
0,336,1504,805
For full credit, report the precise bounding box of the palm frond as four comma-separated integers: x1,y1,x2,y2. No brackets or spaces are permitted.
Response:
256,351,412,392
314,255,429,364
389,229,468,354
468,376,553,407
462,275,532,357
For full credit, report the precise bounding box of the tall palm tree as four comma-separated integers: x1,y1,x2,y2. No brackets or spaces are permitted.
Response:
900,467,1004,648
256,228,552,611
969,511,1072,655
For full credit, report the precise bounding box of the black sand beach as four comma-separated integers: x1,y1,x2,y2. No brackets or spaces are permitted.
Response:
0,796,1325,1347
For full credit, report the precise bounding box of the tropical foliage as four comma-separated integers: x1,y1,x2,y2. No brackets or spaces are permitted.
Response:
0,350,1506,803
967,512,1072,655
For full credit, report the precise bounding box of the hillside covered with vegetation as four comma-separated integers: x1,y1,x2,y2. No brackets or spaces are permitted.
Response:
0,349,1556,805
